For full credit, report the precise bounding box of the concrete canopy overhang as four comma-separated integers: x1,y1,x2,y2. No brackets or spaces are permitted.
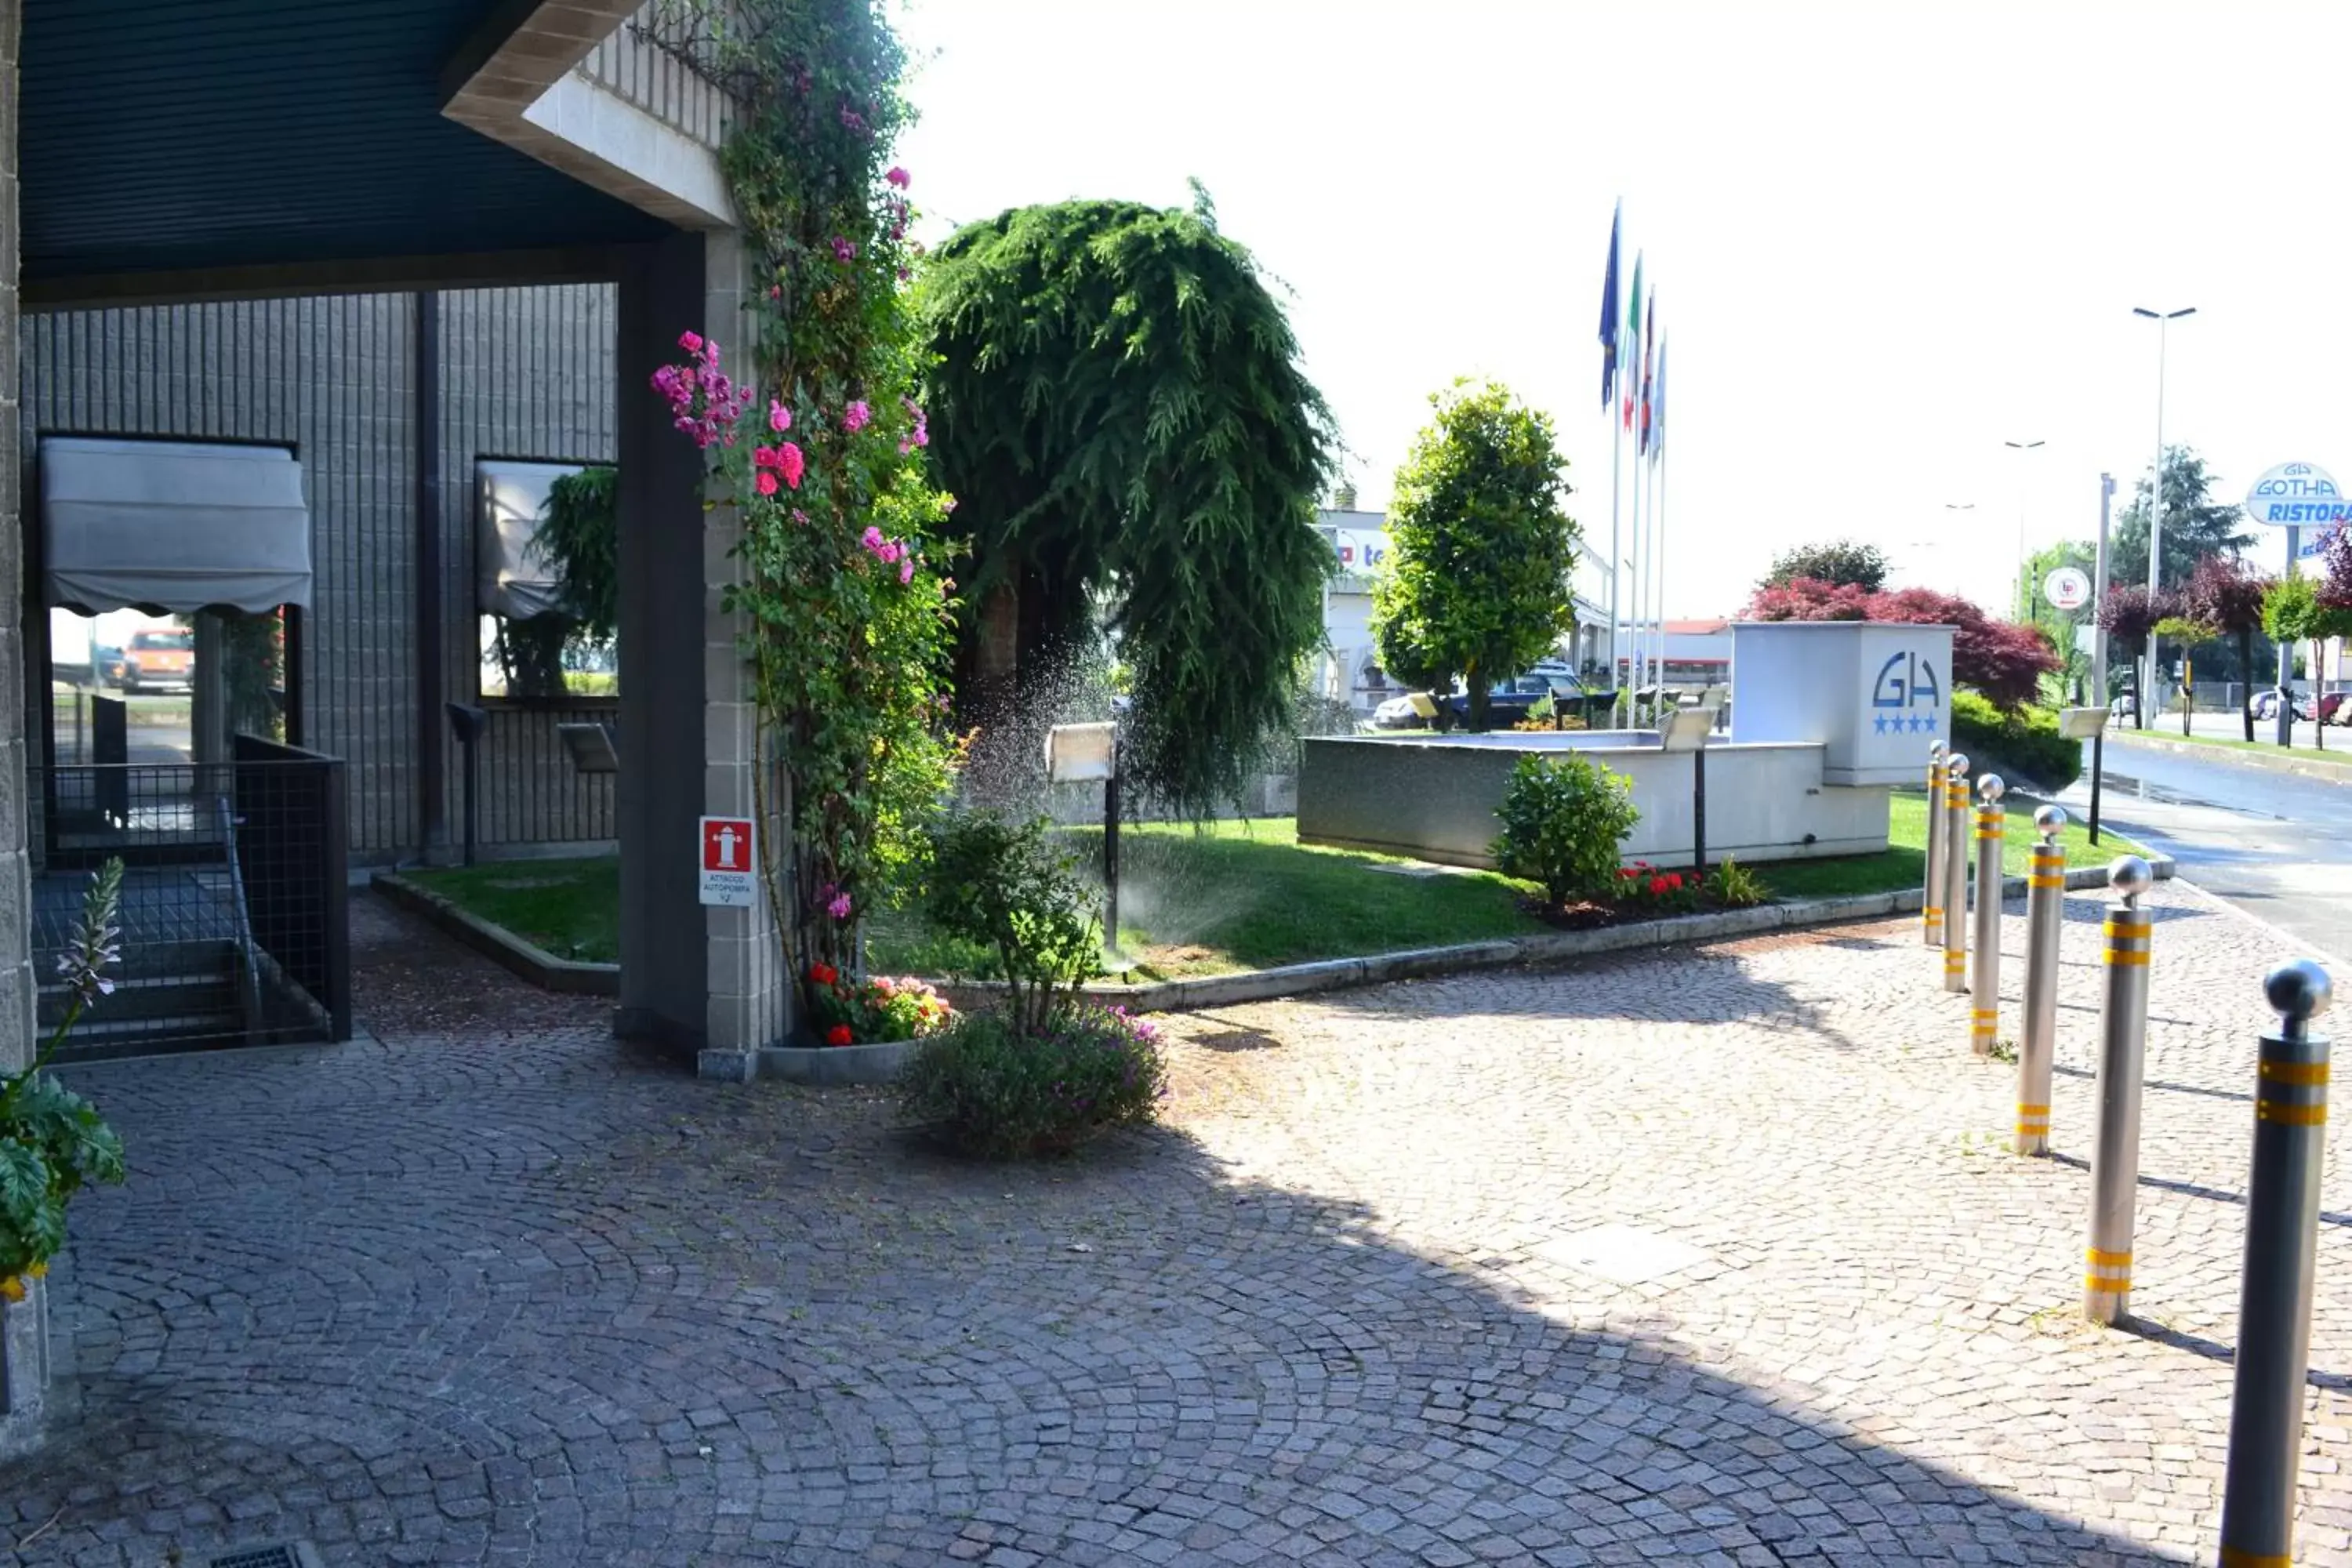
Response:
22,0,730,307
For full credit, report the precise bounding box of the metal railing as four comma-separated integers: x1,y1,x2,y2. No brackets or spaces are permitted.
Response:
471,700,619,848
31,742,350,1060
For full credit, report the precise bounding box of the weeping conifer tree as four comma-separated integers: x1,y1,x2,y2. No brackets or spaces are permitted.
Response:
921,191,1335,815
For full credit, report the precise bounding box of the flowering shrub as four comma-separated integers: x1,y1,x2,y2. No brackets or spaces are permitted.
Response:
1,862,126,1304
898,1004,1167,1159
1613,861,1698,914
1491,753,1641,906
637,0,958,1015
806,964,952,1045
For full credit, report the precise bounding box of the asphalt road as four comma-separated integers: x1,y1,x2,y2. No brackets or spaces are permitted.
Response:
2056,735,2352,969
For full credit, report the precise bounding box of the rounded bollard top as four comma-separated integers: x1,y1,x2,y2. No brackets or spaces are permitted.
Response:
2266,959,2334,1023
2107,855,2154,898
1976,772,2006,803
1929,740,1947,760
2034,804,2068,838
1945,752,1971,777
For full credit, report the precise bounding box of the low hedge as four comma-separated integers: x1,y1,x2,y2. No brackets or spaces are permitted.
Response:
1950,691,2082,791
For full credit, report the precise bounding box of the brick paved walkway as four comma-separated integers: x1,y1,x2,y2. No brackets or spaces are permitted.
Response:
2,881,2345,1566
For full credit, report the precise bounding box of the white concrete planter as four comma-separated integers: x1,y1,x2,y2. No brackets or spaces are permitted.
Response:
754,1037,920,1086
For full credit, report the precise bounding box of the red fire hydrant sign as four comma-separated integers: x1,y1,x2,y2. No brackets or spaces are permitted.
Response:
699,816,757,908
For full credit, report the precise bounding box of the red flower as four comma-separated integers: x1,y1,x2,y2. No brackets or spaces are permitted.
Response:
808,964,837,987
1618,867,1639,880
1665,873,1683,891
1648,876,1671,896
825,1024,854,1047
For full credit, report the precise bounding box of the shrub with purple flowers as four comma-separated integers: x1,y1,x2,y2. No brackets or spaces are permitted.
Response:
898,1004,1167,1160
0,860,127,1305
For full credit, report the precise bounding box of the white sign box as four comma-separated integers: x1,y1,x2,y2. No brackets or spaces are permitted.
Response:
699,815,757,908
1728,621,1956,787
1044,721,1116,784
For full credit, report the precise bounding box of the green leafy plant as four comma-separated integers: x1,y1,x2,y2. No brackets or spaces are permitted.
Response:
0,861,126,1303
1949,691,2082,790
1490,753,1639,906
898,1004,1166,1159
923,812,1103,1035
1705,857,1769,909
1373,379,1581,733
635,1,960,1011
1758,539,1889,593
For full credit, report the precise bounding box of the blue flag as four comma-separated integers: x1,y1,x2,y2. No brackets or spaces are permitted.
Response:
1599,201,1622,407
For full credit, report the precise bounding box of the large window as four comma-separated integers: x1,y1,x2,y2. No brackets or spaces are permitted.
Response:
475,459,616,701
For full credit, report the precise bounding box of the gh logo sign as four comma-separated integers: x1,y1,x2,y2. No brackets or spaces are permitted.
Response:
1871,651,1942,735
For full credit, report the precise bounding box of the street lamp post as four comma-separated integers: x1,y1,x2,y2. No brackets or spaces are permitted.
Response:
2132,306,2196,727
2005,440,2046,622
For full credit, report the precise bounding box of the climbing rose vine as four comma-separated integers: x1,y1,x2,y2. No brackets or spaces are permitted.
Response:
642,0,958,1017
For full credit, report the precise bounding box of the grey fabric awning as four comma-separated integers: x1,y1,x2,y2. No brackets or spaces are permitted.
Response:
477,460,583,620
41,437,313,614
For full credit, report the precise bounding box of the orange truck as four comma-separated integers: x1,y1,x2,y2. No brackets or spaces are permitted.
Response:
122,626,194,695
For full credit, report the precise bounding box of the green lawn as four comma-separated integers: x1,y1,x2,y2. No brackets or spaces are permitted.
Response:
405,857,619,964
400,800,2144,982
1757,792,2143,902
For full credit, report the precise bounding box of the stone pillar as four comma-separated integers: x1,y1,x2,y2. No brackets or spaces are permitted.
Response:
613,230,790,1076
0,0,50,1461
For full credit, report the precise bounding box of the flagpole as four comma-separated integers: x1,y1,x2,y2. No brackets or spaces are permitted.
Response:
1629,412,1646,709
1655,454,1669,695
1608,392,1622,700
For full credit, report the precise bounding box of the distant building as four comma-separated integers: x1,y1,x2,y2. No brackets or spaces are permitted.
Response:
1312,503,1614,712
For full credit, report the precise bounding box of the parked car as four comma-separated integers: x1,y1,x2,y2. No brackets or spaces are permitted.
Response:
122,626,194,695
93,645,129,688
2327,692,2352,726
1371,664,1594,731
2252,688,2316,723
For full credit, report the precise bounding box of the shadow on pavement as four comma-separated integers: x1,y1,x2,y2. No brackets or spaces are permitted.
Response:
1,1002,2173,1565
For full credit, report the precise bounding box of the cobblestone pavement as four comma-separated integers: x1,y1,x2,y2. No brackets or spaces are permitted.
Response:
2,880,2345,1566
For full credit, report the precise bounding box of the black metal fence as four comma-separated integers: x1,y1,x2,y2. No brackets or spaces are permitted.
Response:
31,742,350,1062
468,701,619,848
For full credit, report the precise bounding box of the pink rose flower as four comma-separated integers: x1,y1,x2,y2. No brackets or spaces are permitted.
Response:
754,470,779,497
777,442,805,489
769,400,792,433
827,892,852,920
899,557,915,586
886,166,910,188
843,400,871,434
678,330,703,353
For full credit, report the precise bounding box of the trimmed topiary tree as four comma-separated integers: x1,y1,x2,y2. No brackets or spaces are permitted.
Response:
1372,380,1581,733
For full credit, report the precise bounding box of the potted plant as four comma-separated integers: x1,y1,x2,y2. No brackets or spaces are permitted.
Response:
1,861,126,1305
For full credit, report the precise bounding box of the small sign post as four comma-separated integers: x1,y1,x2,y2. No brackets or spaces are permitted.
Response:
699,815,757,908
1045,721,1121,952
2043,566,2092,612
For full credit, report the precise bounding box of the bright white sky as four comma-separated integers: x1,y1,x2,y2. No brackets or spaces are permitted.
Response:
895,0,2346,622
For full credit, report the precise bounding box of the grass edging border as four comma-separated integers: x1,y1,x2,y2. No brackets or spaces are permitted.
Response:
376,855,2176,1019
2109,728,2352,786
373,871,622,996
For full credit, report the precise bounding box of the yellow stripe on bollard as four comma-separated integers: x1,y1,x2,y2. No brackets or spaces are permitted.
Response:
2029,877,2064,889
2219,1548,2292,1568
2103,916,2152,938
2259,1061,2330,1087
2085,1243,2133,1294
2256,1100,2327,1127
2105,949,2151,967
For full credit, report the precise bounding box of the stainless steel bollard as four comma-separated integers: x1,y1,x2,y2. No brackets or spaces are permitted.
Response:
1969,774,2006,1056
2015,806,2067,1156
1942,753,1971,994
2084,855,2154,1325
2218,960,2336,1568
1923,740,1948,947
